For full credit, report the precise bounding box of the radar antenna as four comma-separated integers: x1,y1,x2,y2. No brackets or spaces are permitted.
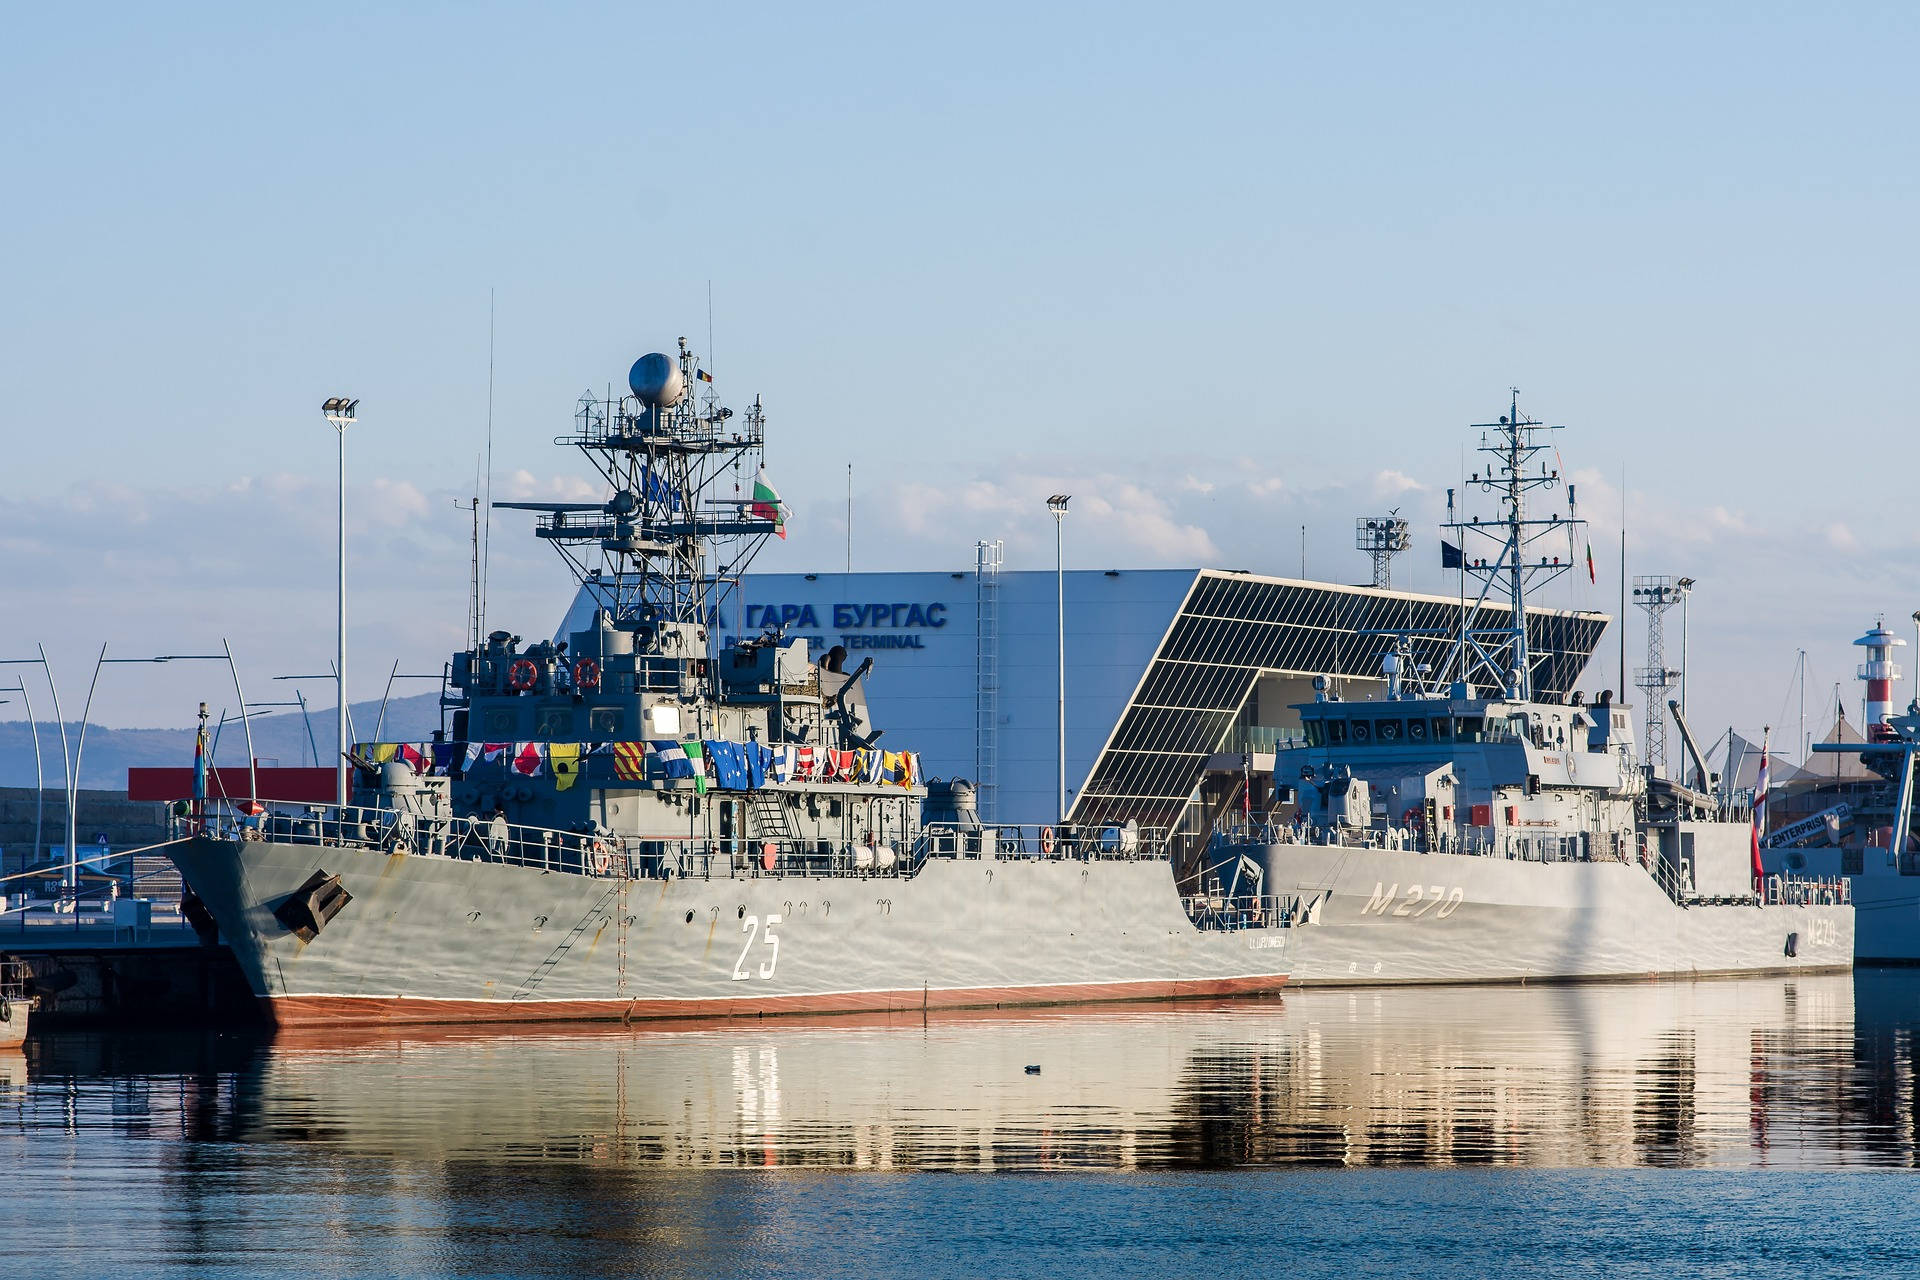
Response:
492,338,780,693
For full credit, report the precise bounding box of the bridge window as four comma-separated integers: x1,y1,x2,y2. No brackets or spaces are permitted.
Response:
534,705,573,740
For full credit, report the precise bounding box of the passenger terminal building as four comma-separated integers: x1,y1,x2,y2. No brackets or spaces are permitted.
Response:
559,565,1607,839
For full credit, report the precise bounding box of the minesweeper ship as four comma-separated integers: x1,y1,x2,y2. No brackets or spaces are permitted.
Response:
1211,397,1853,985
168,340,1296,1026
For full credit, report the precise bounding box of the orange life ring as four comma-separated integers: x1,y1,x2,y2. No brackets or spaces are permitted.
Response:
762,841,778,872
573,657,601,691
507,658,538,691
591,840,612,875
1039,825,1056,855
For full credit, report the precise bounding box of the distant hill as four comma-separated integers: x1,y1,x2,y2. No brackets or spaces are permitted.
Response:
0,691,445,790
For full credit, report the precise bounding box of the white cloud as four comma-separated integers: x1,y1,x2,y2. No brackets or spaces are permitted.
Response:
1180,475,1216,495
503,469,598,502
367,477,430,527
1372,469,1426,499
1826,522,1860,553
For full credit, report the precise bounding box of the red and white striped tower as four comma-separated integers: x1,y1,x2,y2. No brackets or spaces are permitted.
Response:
1855,618,1907,743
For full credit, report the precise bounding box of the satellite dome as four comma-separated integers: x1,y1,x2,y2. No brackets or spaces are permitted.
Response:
628,353,686,408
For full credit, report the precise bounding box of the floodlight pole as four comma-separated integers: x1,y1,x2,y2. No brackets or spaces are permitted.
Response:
1048,495,1070,824
324,398,359,806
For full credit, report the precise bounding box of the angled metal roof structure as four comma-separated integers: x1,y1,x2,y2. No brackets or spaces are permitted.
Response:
1067,569,1609,832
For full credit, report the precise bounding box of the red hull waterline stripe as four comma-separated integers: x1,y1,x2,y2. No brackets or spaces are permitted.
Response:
263,973,1292,1028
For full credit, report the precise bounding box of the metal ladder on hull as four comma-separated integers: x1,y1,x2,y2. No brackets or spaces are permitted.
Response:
514,883,622,999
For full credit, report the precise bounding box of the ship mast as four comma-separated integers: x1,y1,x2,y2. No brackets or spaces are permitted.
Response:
1441,390,1583,701
493,339,778,695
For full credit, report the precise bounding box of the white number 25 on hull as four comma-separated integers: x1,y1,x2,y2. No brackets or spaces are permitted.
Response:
733,913,782,981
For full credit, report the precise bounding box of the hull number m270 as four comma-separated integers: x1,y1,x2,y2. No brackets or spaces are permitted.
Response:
1361,883,1465,919
733,914,782,981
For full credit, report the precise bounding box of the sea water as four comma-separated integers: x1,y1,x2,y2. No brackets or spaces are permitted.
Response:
4,970,1920,1277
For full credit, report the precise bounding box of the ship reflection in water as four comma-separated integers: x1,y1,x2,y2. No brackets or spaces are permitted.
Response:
13,971,1920,1171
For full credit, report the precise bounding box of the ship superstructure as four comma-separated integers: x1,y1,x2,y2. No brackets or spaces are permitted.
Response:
166,341,1297,1026
1213,395,1853,985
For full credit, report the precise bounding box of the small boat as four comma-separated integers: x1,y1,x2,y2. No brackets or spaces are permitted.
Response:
0,957,35,1048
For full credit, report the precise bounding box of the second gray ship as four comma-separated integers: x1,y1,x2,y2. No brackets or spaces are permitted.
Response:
1212,396,1853,985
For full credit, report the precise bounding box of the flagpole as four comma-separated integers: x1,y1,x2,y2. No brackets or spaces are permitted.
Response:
1752,724,1771,897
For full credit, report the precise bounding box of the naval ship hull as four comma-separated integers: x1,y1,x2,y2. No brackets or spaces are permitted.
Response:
170,837,1292,1027
1258,844,1852,985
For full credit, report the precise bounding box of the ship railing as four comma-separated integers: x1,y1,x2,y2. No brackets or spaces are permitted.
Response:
1763,874,1850,907
913,823,1169,864
1181,892,1304,933
201,802,932,883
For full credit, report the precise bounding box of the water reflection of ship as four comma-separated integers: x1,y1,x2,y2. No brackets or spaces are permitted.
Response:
52,975,1920,1169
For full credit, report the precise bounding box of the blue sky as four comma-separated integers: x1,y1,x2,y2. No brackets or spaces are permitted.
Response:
3,3,1916,752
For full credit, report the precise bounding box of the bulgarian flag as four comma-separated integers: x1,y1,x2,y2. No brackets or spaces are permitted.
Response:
751,467,790,539
1585,540,1596,584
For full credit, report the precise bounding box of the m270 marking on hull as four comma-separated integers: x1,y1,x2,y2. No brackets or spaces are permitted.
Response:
1361,883,1465,919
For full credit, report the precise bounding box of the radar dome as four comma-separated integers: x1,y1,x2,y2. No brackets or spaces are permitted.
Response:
628,353,686,408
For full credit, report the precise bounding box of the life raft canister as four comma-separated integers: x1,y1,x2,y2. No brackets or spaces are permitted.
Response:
507,658,538,691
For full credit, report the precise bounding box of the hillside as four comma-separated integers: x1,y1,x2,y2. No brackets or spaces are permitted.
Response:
0,691,445,790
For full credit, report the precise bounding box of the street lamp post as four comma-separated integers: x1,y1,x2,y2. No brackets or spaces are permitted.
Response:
0,685,40,871
1047,494,1070,824
0,653,59,870
73,647,255,893
1676,577,1695,718
323,397,359,806
1911,611,1920,711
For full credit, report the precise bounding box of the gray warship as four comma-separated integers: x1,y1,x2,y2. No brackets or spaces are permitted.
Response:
1213,397,1854,985
168,340,1296,1026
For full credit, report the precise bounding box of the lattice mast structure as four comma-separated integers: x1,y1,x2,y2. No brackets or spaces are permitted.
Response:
1631,576,1684,775
493,338,775,698
1356,514,1412,589
1440,391,1583,701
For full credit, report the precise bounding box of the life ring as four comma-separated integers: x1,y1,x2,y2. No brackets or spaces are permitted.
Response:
591,840,612,875
507,658,538,691
573,657,601,692
1039,825,1056,855
762,841,778,872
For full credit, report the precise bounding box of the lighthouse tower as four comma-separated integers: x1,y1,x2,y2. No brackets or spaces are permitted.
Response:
1855,617,1907,742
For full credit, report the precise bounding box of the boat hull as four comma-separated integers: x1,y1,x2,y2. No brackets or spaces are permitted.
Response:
1254,842,1853,985
168,837,1291,1027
